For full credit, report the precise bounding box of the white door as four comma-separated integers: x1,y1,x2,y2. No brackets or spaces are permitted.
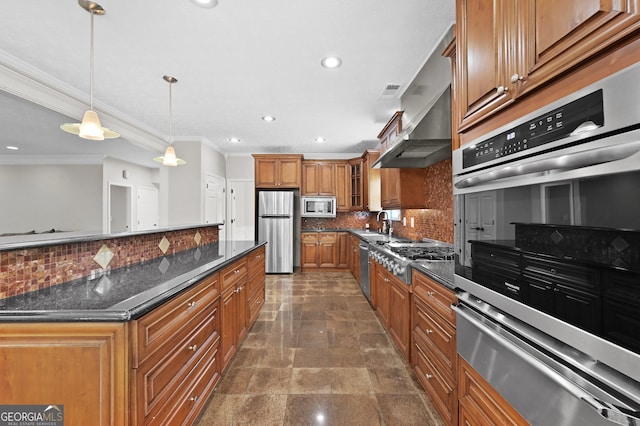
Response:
137,186,159,231
464,191,496,266
205,175,226,240
229,180,255,241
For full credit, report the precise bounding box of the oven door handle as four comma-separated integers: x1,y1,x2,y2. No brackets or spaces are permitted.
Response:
454,140,640,189
453,302,640,426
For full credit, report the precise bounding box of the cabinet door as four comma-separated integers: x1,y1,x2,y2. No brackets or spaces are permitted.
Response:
336,162,350,212
318,162,336,196
388,277,411,360
318,232,337,267
457,0,514,130
380,168,400,208
255,158,278,188
519,0,640,98
221,286,237,371
555,284,601,334
302,162,320,195
349,159,363,210
375,265,390,326
336,232,350,269
279,157,302,188
301,233,320,267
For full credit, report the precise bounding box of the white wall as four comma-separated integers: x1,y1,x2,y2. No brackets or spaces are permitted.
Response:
0,164,102,234
226,155,254,180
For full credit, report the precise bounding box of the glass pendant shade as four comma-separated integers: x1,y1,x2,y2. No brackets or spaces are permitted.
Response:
78,110,105,140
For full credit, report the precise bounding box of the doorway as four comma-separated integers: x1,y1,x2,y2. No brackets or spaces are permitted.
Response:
109,184,132,233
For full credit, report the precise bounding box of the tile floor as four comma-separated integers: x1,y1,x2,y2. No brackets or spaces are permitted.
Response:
195,271,445,426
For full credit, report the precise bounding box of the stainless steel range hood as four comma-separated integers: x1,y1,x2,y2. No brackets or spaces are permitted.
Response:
373,24,453,169
372,86,451,168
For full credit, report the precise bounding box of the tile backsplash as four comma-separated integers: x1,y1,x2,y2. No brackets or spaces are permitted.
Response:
0,226,218,300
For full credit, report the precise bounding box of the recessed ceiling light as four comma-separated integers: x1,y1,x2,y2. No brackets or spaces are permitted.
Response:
6,146,19,150
227,137,241,143
190,0,218,8
261,115,276,122
321,56,342,69
314,137,326,143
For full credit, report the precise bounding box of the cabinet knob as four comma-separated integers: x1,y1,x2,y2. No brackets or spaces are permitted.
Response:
550,268,557,274
510,73,525,83
497,86,509,95
425,373,433,380
189,395,199,402
427,291,435,297
187,301,197,309
425,329,433,334
188,344,198,352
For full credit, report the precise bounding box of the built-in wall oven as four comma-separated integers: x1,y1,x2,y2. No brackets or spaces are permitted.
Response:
453,61,640,425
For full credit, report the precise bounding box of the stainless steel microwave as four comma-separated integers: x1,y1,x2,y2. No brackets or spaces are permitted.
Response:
301,196,336,217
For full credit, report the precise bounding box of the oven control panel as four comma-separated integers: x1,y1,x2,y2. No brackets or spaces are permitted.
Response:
462,89,604,169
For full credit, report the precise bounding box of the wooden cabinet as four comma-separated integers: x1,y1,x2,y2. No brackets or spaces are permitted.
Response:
378,111,403,154
336,161,350,212
301,232,351,270
380,167,428,209
388,276,411,361
348,234,361,283
456,0,640,131
130,271,221,425
458,356,529,426
220,257,248,370
370,258,411,362
302,161,336,195
362,150,381,212
349,158,363,210
412,270,457,425
253,154,302,188
0,322,128,426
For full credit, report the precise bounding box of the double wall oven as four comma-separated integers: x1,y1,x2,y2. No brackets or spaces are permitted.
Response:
453,61,640,425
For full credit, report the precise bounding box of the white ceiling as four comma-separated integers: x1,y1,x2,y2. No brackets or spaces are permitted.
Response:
0,0,455,167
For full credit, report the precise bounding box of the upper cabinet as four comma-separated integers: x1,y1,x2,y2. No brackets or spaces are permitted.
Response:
253,154,303,188
362,150,381,212
302,161,336,196
456,0,640,132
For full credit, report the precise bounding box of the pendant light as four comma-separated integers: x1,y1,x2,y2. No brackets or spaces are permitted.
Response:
154,75,186,166
61,0,119,140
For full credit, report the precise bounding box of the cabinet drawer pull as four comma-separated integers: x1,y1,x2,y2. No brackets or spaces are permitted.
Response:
497,85,508,95
189,395,199,402
188,344,198,352
187,301,197,309
427,291,435,297
425,373,433,380
425,329,433,334
510,73,524,83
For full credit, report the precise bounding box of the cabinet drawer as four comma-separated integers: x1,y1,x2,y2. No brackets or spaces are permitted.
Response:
413,341,455,425
247,271,265,299
134,303,220,425
412,271,457,326
131,273,219,366
522,255,599,291
220,258,248,292
413,297,456,373
248,288,265,324
247,246,265,277
154,342,221,426
319,232,337,243
472,245,521,270
302,232,319,243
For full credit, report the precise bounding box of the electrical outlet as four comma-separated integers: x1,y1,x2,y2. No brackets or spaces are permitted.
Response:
410,217,415,228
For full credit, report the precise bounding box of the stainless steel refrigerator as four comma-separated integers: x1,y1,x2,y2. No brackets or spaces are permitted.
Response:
257,191,294,273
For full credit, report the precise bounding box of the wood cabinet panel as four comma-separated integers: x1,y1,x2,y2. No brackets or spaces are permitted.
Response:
302,161,336,195
380,167,428,210
362,150,381,212
0,322,128,426
413,341,456,425
413,297,456,373
413,271,457,326
220,258,248,293
458,356,529,426
336,161,350,212
373,263,390,326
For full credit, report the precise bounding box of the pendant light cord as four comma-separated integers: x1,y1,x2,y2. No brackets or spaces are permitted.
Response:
168,80,173,146
89,10,95,111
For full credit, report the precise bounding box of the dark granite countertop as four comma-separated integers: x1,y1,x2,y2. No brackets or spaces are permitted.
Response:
410,261,455,290
0,240,265,323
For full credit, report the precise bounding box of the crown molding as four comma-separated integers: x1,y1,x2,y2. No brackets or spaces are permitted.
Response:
0,49,167,154
0,154,105,166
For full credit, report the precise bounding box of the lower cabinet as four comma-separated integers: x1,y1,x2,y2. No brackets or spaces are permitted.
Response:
220,257,249,371
411,270,457,425
370,259,411,362
301,231,351,271
0,322,128,426
458,356,529,426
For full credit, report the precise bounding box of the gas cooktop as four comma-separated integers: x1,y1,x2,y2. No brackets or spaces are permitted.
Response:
384,241,455,261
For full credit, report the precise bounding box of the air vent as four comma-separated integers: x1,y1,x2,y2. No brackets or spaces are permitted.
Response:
379,84,402,99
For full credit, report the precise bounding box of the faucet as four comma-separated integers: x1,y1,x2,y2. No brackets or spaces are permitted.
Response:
376,210,387,222
376,211,387,234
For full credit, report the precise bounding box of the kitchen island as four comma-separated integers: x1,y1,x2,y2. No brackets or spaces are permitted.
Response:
0,239,266,426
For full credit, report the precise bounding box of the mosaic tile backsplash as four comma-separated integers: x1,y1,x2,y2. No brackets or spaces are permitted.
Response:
0,226,218,300
515,223,640,271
